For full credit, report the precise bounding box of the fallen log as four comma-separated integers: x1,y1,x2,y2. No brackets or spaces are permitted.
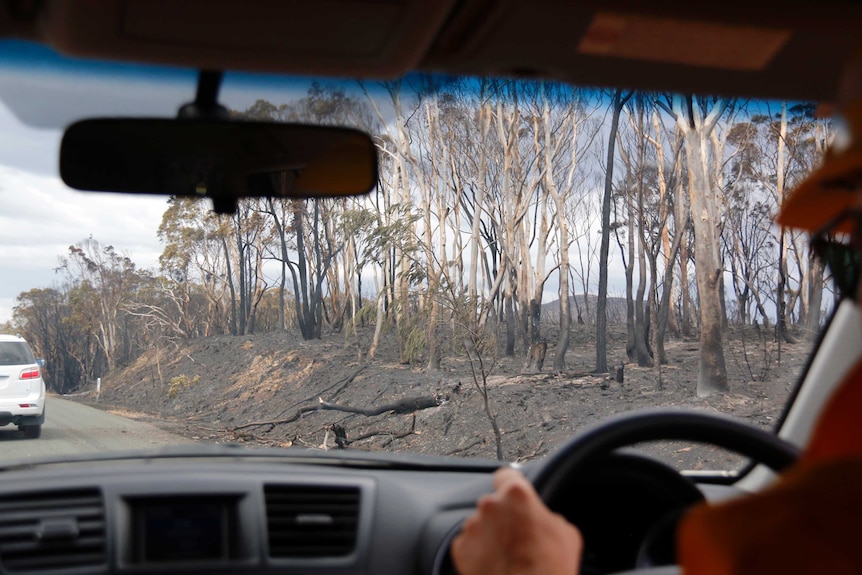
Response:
232,393,446,431
317,394,446,416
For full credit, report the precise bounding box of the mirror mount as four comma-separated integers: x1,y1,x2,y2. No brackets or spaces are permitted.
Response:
178,70,235,213
177,70,230,122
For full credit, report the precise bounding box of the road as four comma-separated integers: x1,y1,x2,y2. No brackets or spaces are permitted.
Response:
0,396,193,461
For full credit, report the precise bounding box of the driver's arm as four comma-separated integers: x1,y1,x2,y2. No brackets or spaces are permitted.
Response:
450,467,583,575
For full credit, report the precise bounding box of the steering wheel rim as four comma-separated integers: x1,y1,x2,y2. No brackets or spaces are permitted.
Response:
533,408,800,500
531,409,800,575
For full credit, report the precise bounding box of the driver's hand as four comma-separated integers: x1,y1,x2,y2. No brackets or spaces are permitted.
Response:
451,467,583,575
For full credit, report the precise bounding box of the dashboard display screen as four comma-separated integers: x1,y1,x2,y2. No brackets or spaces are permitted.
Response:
133,498,230,563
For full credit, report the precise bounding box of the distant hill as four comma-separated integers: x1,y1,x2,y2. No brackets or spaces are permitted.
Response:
541,295,628,324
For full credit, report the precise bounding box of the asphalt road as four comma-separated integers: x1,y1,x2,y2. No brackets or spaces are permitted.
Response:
0,395,193,461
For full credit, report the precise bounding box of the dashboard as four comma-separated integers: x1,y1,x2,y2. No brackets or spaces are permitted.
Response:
0,451,743,575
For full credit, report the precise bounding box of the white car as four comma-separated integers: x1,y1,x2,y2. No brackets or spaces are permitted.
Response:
0,334,46,438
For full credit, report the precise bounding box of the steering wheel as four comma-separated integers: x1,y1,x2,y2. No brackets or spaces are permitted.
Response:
531,409,800,575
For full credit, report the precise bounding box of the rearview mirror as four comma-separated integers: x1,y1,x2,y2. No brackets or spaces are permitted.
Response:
60,119,378,213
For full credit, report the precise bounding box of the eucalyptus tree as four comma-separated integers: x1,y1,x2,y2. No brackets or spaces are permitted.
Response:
617,95,657,367
158,197,231,336
483,79,534,357
61,237,143,371
361,78,423,361
668,94,731,396
242,88,380,340
650,104,687,365
541,85,583,371
595,89,632,374
566,186,600,326
723,103,831,337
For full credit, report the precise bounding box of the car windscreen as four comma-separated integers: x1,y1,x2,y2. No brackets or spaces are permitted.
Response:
0,45,832,471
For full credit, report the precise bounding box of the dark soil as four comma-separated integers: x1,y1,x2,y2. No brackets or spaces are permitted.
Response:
72,323,811,471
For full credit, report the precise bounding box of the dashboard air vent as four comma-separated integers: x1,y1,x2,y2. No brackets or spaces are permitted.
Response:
0,488,106,573
264,484,360,558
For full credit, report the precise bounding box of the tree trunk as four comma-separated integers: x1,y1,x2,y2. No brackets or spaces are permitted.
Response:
505,286,516,357
679,230,694,337
654,114,685,365
468,92,490,331
368,290,386,359
221,236,238,336
775,102,796,345
657,228,684,365
555,256,571,372
677,124,694,339
806,252,824,340
291,200,317,340
523,299,544,374
595,90,630,373
625,179,637,361
634,102,653,367
542,87,575,372
677,96,729,396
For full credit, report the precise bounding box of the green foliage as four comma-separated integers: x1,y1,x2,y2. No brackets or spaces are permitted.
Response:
398,312,428,365
167,374,200,398
445,291,498,358
157,197,221,275
343,302,379,338
362,204,421,266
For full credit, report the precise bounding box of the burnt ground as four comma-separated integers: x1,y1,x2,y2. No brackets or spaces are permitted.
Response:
70,322,812,471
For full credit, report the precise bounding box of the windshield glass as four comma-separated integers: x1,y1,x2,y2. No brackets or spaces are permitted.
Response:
0,41,831,471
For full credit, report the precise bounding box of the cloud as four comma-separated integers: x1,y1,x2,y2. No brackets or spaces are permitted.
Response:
0,164,168,323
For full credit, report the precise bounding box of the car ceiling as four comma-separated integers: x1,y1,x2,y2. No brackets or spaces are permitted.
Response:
0,0,860,102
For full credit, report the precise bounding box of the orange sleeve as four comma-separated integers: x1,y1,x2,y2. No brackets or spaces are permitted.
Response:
677,359,862,575
678,459,862,575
